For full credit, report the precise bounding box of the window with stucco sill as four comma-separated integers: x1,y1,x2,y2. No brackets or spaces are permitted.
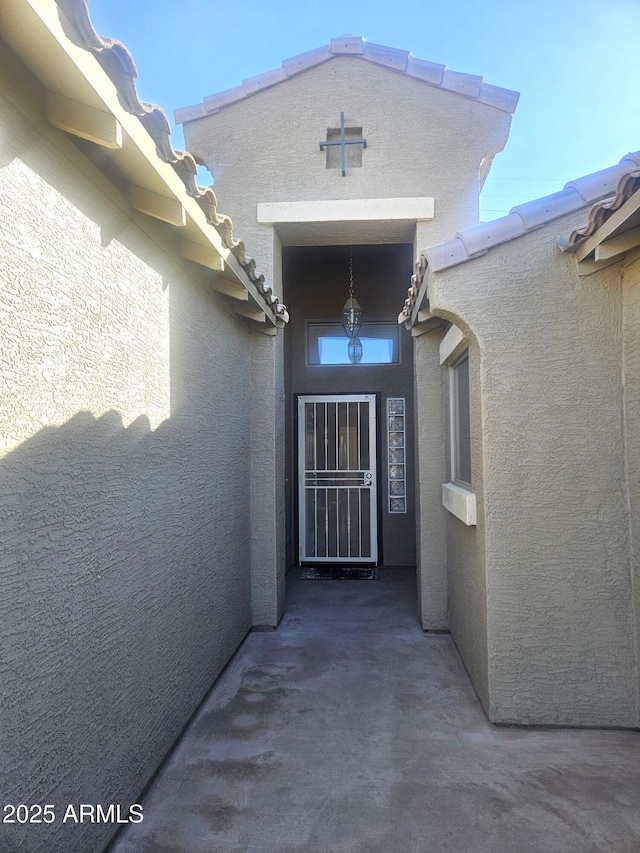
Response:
440,326,476,526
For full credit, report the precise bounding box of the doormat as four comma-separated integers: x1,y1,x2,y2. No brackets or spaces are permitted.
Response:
301,567,379,580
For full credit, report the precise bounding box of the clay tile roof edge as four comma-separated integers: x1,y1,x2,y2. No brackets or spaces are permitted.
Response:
400,150,640,321
52,0,287,323
563,154,640,251
175,36,520,123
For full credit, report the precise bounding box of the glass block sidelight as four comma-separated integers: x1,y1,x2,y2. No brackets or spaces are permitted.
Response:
387,398,406,513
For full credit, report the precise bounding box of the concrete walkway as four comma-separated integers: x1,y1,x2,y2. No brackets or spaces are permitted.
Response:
110,568,640,853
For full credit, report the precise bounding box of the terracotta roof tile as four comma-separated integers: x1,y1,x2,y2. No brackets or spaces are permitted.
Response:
456,213,525,257
172,102,208,124
565,162,633,205
423,238,471,271
175,36,519,123
476,82,520,114
203,85,247,114
53,0,287,322
400,150,640,321
440,69,483,98
510,188,584,230
282,45,333,77
447,153,639,268
564,166,640,250
404,56,446,86
361,42,410,72
242,66,289,96
329,36,366,55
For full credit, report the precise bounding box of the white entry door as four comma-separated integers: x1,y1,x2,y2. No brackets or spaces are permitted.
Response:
298,394,377,564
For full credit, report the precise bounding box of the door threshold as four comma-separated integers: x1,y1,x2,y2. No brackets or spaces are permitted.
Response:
300,566,379,580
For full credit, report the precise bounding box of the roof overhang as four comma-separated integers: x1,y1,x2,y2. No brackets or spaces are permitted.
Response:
257,197,434,246
0,0,288,329
564,188,640,276
175,37,519,125
398,154,640,328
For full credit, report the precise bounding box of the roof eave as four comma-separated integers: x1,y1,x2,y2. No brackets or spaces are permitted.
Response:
399,152,640,324
0,0,287,327
174,36,519,125
560,164,640,274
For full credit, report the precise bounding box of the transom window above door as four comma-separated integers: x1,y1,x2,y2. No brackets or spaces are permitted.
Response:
307,321,400,365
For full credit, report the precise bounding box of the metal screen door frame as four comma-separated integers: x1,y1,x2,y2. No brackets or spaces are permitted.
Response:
298,394,378,565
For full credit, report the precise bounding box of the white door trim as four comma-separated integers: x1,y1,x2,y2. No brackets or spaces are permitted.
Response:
298,394,378,565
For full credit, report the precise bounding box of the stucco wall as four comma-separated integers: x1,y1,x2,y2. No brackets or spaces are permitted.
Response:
622,252,640,725
183,55,510,595
413,327,448,629
0,55,253,852
184,56,512,253
250,328,287,626
442,333,490,713
427,213,637,726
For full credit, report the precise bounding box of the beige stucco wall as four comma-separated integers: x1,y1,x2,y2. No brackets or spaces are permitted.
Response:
0,51,254,853
427,213,637,726
250,327,286,626
184,57,511,596
184,58,512,330
413,328,449,629
442,331,490,713
184,57,512,252
622,251,640,725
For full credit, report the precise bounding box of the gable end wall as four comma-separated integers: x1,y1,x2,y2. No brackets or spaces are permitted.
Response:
183,56,513,259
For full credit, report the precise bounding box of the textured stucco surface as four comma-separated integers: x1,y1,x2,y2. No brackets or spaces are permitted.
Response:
443,333,490,713
622,253,640,724
413,328,448,629
184,56,509,591
0,56,254,853
428,212,637,726
184,57,512,253
250,329,286,626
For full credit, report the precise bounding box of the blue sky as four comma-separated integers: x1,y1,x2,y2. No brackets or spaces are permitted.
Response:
89,0,640,220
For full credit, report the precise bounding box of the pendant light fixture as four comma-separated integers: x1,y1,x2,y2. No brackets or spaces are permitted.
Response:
348,337,363,364
342,247,363,364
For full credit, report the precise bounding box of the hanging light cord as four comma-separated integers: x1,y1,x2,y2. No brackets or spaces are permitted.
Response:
349,246,355,299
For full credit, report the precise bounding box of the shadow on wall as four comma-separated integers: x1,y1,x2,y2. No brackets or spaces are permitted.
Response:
0,399,253,851
0,243,255,853
0,68,265,851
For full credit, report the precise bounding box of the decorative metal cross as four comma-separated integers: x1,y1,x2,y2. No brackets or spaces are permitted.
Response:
319,112,367,176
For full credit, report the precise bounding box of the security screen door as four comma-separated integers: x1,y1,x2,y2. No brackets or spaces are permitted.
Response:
298,394,377,564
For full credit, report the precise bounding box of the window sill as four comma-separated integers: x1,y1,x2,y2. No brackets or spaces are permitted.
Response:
442,482,476,526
